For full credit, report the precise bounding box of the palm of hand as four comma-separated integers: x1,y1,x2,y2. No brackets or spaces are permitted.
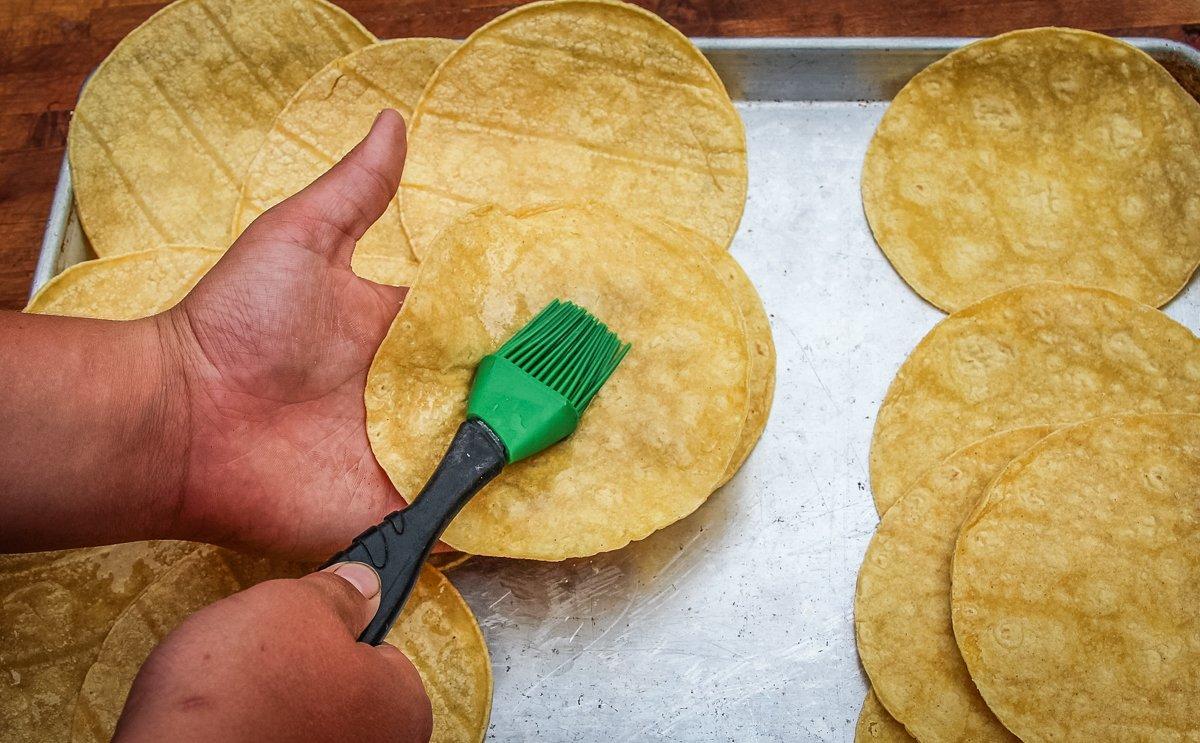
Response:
175,239,403,557
164,111,410,558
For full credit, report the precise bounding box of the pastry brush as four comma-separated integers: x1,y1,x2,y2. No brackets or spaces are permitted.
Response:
325,299,629,644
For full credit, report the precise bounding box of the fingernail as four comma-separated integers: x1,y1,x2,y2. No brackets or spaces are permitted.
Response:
327,561,380,599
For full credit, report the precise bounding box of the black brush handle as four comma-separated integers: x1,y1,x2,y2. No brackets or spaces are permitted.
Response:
322,419,506,645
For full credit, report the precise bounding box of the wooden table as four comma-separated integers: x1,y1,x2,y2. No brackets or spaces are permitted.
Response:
0,1,1196,310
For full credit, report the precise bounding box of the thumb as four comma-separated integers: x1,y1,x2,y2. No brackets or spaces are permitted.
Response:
304,561,383,638
245,108,407,260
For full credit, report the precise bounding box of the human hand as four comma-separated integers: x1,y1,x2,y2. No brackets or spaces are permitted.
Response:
114,562,432,743
160,110,410,558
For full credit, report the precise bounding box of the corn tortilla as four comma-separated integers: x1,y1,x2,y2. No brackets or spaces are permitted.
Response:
399,0,747,257
0,542,197,742
651,222,774,484
69,0,374,256
707,249,774,485
951,414,1200,741
26,247,220,320
70,548,491,743
869,282,1200,514
366,203,749,560
234,38,458,286
386,563,493,743
856,427,1052,742
862,28,1200,312
68,546,303,741
856,689,916,743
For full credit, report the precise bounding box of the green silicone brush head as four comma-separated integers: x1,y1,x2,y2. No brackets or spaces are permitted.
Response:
466,299,630,463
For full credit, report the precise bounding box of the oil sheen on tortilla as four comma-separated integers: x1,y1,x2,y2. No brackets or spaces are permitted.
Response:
366,203,749,560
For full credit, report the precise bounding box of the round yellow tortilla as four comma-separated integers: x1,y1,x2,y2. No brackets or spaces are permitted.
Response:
856,689,916,743
0,542,197,742
856,427,1052,742
26,247,220,320
366,203,749,560
862,28,1200,312
869,282,1200,514
387,563,493,743
708,249,775,485
233,38,458,286
636,222,774,485
70,548,491,743
399,0,747,257
69,0,374,257
67,546,295,742
951,413,1200,741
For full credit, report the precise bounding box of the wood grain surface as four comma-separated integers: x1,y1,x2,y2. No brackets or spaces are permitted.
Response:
0,0,1197,309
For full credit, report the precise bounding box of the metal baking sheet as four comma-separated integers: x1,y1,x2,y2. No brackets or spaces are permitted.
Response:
33,37,1200,740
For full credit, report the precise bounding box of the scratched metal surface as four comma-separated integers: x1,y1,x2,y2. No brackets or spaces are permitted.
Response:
35,37,1200,743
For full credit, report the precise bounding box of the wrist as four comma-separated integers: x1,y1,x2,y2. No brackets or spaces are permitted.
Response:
0,310,194,550
150,303,239,548
136,310,195,540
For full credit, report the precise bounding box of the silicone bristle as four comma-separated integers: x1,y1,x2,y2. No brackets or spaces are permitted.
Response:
496,300,630,413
